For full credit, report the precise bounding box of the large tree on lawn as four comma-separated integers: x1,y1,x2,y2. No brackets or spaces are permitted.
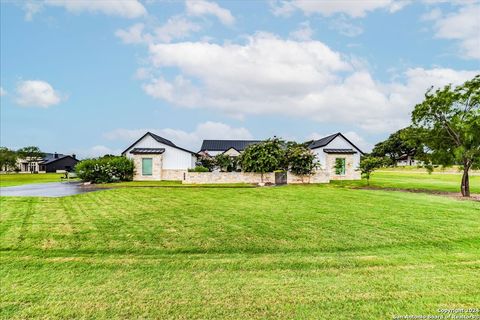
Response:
240,138,285,182
371,126,424,165
17,146,45,173
412,74,480,197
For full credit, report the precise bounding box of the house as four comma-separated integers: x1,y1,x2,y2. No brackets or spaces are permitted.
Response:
198,140,261,157
18,153,78,173
396,154,423,166
198,132,364,180
122,132,197,181
307,132,364,179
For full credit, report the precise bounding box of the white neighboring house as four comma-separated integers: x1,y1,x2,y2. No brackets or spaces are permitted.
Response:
122,132,197,181
307,133,364,180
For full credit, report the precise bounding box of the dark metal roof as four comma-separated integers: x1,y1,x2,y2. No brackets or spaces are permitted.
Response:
121,132,197,156
307,133,338,149
307,132,365,155
130,148,165,154
200,140,261,152
39,155,78,164
323,148,357,154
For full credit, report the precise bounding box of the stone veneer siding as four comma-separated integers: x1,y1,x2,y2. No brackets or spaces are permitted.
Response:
325,153,361,180
132,154,163,181
161,169,187,181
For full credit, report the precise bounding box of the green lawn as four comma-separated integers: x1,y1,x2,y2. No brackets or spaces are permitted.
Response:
334,171,480,194
1,184,479,319
0,173,65,187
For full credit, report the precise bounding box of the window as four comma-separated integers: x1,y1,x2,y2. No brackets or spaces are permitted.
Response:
335,158,346,175
142,158,153,176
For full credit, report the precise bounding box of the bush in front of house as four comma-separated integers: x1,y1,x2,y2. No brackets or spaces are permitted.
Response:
76,156,134,183
188,166,210,172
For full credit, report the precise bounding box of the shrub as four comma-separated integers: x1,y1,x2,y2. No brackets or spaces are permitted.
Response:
188,166,209,172
76,156,134,183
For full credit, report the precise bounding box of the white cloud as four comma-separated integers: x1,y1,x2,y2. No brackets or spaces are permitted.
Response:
430,4,480,59
186,0,235,25
116,16,201,45
329,17,363,37
289,21,313,41
15,80,64,108
154,15,202,42
23,0,146,20
0,87,6,96
78,145,122,159
271,0,410,18
138,33,478,133
104,121,253,151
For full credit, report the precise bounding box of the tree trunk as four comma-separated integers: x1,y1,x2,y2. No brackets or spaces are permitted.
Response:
461,162,471,197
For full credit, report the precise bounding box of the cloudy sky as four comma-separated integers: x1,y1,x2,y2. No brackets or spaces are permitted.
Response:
1,0,479,158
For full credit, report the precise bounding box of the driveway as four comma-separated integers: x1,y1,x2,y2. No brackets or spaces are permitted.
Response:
0,182,108,197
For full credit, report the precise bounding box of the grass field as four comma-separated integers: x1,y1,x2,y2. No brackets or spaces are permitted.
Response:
0,173,64,187
334,171,480,194
1,175,479,319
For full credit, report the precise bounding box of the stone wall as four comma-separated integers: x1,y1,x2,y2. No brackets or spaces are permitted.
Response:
287,171,330,184
184,172,275,184
162,169,187,181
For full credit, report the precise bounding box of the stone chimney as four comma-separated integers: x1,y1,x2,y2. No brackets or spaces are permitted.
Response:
72,154,76,159
54,152,59,159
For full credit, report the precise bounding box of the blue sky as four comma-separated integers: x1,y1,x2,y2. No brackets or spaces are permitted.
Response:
1,0,479,158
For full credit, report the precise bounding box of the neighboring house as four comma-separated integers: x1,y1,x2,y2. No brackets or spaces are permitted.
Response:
307,133,364,180
122,132,197,181
396,154,423,166
198,140,261,157
18,153,78,173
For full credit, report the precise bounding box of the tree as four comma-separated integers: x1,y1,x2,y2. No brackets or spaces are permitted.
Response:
284,142,318,176
197,155,215,172
359,156,385,185
0,147,18,172
214,153,232,172
371,126,424,165
240,138,285,182
412,74,480,197
17,146,45,173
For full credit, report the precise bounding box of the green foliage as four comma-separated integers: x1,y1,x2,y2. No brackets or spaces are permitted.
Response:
76,156,134,183
188,166,210,172
240,138,285,175
358,156,385,185
197,155,215,171
412,74,480,196
284,142,318,176
0,147,18,172
214,153,233,172
371,126,424,165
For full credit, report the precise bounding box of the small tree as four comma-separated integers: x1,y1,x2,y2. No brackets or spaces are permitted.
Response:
17,146,44,173
240,138,285,182
214,153,232,172
412,74,480,197
197,155,215,172
0,147,18,172
285,142,318,177
359,156,385,185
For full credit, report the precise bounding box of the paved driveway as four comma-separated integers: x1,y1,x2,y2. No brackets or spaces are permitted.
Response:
0,182,107,197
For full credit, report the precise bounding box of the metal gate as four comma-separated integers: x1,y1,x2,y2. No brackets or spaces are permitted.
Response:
275,171,287,185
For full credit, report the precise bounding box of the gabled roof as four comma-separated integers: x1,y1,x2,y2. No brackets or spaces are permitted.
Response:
307,132,364,155
200,140,261,152
39,155,78,165
121,132,197,156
